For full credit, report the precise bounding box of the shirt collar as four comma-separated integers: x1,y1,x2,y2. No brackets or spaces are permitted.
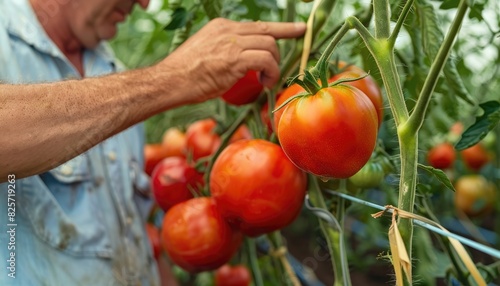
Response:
5,0,116,65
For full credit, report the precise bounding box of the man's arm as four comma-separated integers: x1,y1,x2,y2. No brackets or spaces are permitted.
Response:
0,19,306,180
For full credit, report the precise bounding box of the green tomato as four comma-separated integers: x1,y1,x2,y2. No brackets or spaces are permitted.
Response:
348,161,385,189
481,132,496,150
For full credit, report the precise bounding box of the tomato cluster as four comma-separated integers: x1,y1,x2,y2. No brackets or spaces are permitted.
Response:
145,112,307,273
426,122,493,172
142,63,386,275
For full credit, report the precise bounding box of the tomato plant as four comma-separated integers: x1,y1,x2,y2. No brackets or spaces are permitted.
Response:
329,62,384,127
116,0,500,285
210,139,307,237
460,143,491,172
161,197,243,273
222,70,263,106
214,264,252,286
144,144,171,176
454,175,496,217
161,127,187,158
151,156,204,211
278,84,378,179
145,223,162,260
427,142,456,170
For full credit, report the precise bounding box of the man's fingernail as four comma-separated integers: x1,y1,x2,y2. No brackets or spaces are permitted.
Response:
295,22,307,30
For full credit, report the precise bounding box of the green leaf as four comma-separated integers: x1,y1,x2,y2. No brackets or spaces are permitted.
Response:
200,0,222,19
418,164,456,192
164,8,188,30
417,0,474,106
443,61,475,105
468,3,485,21
455,101,500,150
439,0,459,10
417,0,441,60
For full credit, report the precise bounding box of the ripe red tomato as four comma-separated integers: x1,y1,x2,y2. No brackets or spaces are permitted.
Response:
427,142,456,170
161,197,243,273
161,127,187,158
222,71,263,105
144,144,171,176
460,143,491,171
145,223,162,260
185,119,221,160
210,139,307,237
151,156,204,211
185,119,253,160
278,84,378,179
454,175,496,217
329,62,384,127
230,125,253,143
215,264,252,286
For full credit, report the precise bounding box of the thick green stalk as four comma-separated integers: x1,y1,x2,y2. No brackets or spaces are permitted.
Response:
356,1,418,283
406,0,469,134
389,0,415,47
309,177,351,286
373,0,391,39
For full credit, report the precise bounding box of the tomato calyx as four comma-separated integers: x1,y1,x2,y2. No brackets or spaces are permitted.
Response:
327,72,370,87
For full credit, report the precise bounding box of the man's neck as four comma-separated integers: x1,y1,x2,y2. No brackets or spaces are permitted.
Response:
29,0,84,75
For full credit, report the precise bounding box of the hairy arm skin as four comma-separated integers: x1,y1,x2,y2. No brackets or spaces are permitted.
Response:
0,65,192,180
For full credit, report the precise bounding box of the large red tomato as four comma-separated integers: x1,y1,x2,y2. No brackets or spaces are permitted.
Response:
144,144,171,176
215,264,252,286
145,223,162,260
222,71,263,105
427,142,456,170
278,84,378,179
329,62,384,127
161,127,187,158
210,139,307,237
161,197,243,273
151,156,204,211
460,143,491,171
454,175,496,217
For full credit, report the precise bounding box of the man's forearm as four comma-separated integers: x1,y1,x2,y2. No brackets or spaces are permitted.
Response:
0,65,191,180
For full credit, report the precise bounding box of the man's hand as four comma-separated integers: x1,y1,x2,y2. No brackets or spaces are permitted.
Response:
156,18,306,103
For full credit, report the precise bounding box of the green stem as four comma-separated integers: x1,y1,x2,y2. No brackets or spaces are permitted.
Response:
406,0,469,135
373,0,391,39
369,41,409,126
389,0,415,48
309,176,352,286
395,131,418,264
268,232,299,286
312,5,373,53
310,21,352,84
246,238,264,286
349,6,416,284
